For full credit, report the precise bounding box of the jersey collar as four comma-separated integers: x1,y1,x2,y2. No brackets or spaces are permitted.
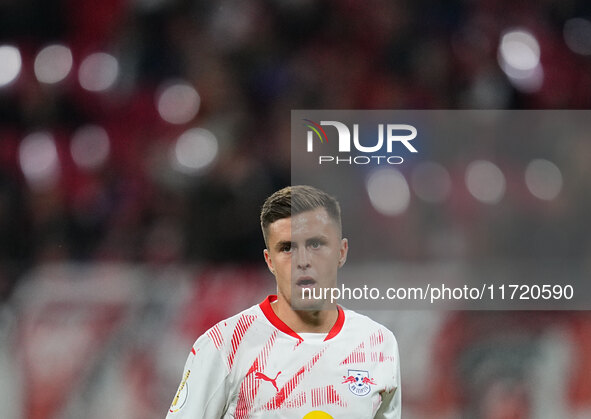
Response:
259,295,345,342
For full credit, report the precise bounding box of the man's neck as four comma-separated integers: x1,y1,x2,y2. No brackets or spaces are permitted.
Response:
271,297,338,334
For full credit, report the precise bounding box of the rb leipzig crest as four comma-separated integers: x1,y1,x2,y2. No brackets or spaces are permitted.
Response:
342,369,375,396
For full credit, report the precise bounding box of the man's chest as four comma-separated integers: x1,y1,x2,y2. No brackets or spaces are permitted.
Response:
225,341,391,418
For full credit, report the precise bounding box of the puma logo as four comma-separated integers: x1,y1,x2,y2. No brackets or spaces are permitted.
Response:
254,371,281,392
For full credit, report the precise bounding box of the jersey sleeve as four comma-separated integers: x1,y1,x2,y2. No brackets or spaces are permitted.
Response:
374,332,401,419
166,333,230,419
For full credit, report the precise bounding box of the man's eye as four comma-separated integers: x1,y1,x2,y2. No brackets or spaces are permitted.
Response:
310,241,321,249
281,244,292,253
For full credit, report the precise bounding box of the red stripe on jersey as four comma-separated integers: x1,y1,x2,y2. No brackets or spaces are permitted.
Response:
191,347,196,355
259,295,345,342
369,329,384,347
207,325,224,349
340,341,366,365
286,391,306,409
264,347,326,410
228,314,256,370
370,351,395,363
369,330,394,363
371,351,383,363
235,331,278,419
311,385,347,408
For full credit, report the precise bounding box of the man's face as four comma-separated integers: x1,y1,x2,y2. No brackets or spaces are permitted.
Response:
263,207,348,310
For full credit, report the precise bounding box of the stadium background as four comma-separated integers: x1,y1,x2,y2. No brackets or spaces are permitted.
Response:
1,0,591,418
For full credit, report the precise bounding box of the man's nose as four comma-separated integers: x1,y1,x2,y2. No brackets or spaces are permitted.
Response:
294,248,311,269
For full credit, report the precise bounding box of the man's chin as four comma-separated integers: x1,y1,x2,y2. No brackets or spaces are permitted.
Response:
290,287,332,311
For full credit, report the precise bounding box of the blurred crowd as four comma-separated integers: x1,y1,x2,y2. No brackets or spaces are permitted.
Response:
1,0,591,303
2,1,591,418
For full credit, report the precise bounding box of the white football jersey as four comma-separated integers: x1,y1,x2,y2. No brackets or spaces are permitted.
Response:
166,295,401,419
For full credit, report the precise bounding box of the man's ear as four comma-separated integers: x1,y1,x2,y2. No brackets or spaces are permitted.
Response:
338,238,348,268
264,249,275,275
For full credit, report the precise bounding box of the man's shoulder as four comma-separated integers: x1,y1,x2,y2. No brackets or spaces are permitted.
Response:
341,307,398,343
195,302,264,351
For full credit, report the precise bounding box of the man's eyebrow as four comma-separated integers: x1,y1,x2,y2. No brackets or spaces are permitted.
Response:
306,234,329,243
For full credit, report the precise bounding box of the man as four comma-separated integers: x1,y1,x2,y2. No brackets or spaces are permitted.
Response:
166,185,401,418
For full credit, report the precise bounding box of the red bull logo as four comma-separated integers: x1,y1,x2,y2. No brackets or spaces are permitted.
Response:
342,375,357,384
361,377,376,385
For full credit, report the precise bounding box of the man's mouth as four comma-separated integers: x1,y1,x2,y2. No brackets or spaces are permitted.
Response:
296,277,316,287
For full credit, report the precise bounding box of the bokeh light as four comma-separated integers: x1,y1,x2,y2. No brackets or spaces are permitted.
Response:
34,44,73,84
78,52,119,92
498,29,543,92
70,125,111,171
411,162,452,203
366,168,410,216
0,45,22,87
465,160,506,204
18,132,60,191
563,18,591,56
171,128,218,174
525,159,563,201
156,80,201,124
